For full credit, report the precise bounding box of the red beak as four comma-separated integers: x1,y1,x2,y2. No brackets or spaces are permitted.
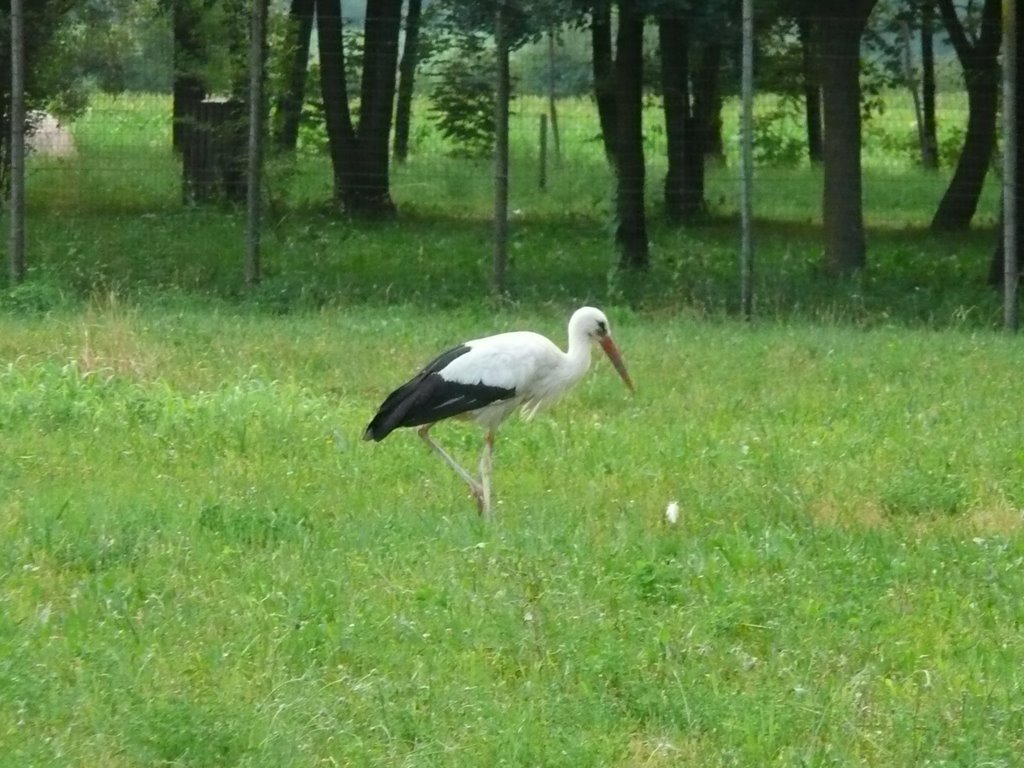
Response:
599,335,635,392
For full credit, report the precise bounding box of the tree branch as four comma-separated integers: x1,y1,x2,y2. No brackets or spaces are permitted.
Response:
977,0,1003,58
936,0,974,62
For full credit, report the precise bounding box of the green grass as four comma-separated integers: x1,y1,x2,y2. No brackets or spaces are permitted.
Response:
4,205,1001,328
2,91,1021,765
2,303,1024,766
17,91,1002,329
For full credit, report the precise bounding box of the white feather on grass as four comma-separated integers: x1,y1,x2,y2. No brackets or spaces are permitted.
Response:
665,500,680,525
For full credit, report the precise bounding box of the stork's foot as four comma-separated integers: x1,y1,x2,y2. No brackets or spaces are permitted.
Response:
468,481,486,516
466,480,492,519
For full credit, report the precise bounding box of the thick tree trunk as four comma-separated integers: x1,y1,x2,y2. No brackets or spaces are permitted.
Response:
920,0,939,168
393,0,423,163
819,5,876,274
681,115,705,218
350,0,402,215
316,0,355,201
316,0,401,216
660,13,706,224
614,1,648,269
172,0,209,153
274,0,315,153
592,4,617,165
932,0,1001,231
659,14,688,223
797,14,823,164
694,41,723,161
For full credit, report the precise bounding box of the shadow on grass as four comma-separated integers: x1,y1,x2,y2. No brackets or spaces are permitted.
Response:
0,205,1003,329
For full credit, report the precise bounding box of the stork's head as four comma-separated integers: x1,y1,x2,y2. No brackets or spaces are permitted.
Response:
571,306,635,392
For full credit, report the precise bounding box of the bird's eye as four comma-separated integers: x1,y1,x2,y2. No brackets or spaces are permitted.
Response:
596,321,608,336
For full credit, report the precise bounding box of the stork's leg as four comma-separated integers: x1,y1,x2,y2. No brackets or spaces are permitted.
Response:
417,425,484,511
478,430,495,519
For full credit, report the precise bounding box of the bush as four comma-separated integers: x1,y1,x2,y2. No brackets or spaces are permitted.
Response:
426,34,498,158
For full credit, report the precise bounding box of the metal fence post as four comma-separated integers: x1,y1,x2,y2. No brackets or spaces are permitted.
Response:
739,0,754,320
245,0,267,287
1004,0,1019,331
9,0,26,284
493,1,510,298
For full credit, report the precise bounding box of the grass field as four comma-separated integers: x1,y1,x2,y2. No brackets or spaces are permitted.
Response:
3,303,1024,765
2,91,1022,765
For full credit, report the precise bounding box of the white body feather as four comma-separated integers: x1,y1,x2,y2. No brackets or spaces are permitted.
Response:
443,327,594,429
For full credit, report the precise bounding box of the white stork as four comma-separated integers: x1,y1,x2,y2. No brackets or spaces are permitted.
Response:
363,306,634,517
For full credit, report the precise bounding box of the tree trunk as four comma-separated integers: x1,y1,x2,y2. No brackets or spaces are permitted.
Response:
694,41,724,161
659,14,688,223
899,19,928,165
547,29,562,163
660,13,706,224
819,4,876,274
932,75,998,229
920,0,939,168
932,0,1001,231
615,1,648,269
797,14,823,164
315,0,355,202
316,0,401,216
393,0,423,163
681,116,705,218
274,0,315,153
350,0,402,215
592,3,617,165
172,0,209,153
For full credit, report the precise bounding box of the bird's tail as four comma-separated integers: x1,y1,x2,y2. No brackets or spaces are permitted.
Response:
363,418,386,441
363,403,405,442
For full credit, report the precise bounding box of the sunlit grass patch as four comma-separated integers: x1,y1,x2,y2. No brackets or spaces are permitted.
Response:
75,292,154,379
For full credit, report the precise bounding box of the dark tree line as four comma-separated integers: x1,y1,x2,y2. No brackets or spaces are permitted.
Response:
7,0,1016,287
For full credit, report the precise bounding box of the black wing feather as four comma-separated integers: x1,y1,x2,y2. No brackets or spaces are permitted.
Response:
363,344,516,441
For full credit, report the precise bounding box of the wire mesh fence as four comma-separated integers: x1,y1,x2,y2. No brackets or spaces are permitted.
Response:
14,5,1003,275
23,86,985,213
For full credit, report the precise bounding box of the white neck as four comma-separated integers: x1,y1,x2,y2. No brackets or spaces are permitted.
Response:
561,318,594,384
